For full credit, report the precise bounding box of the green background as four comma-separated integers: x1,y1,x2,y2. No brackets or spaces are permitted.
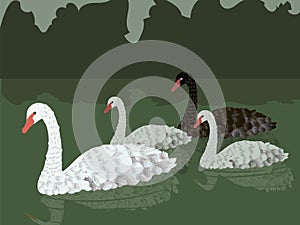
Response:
1,1,299,225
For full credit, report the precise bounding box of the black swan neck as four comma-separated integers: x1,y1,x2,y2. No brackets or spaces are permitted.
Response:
186,76,198,108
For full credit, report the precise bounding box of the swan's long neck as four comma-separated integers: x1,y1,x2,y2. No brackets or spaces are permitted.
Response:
186,76,198,109
41,111,63,176
200,112,218,168
182,76,198,121
179,76,198,132
112,100,127,143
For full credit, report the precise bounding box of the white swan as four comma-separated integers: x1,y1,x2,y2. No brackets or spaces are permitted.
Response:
194,110,288,169
104,96,192,149
22,103,177,196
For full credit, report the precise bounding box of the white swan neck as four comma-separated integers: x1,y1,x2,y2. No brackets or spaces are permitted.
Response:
200,112,219,167
112,99,126,143
41,111,63,176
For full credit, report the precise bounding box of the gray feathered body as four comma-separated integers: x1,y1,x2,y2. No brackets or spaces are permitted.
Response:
200,107,277,138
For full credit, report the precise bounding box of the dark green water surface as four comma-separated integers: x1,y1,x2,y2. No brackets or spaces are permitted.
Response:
1,79,299,225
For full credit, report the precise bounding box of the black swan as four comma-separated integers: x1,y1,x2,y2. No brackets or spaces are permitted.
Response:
171,72,277,138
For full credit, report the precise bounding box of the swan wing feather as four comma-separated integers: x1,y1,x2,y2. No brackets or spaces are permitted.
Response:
125,125,192,149
68,144,176,190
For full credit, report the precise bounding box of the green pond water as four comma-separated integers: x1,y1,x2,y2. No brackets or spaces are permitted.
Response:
0,79,299,225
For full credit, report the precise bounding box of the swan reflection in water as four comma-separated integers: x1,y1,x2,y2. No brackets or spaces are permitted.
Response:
195,162,293,191
27,176,179,225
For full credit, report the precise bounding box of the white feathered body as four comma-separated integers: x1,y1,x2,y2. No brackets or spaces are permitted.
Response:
203,140,288,170
38,144,176,196
111,125,191,150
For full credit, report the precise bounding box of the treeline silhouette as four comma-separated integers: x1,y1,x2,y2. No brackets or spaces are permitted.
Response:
0,0,299,102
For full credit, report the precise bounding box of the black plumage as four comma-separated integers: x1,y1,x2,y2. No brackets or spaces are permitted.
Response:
174,72,277,138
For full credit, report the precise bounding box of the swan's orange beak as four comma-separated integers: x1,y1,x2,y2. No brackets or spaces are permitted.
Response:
171,79,181,92
22,113,35,134
104,102,113,114
193,116,203,128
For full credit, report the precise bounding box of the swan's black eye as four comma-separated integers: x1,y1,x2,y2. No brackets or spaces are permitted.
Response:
33,112,36,115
